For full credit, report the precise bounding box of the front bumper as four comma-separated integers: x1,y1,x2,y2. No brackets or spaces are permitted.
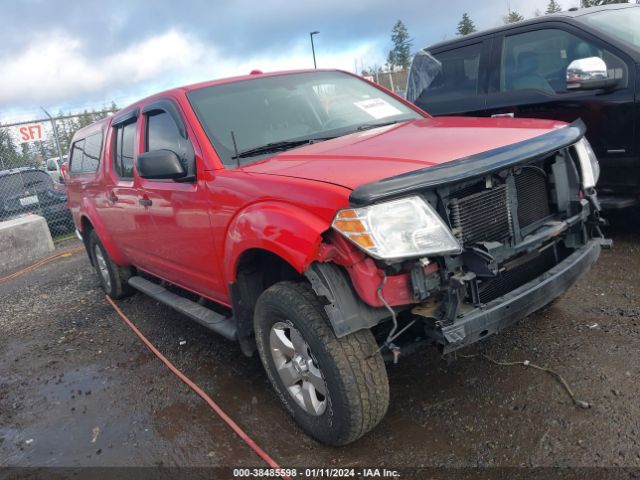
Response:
439,239,602,354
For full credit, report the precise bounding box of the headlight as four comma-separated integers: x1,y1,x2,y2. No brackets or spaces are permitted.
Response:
574,137,600,189
331,195,461,261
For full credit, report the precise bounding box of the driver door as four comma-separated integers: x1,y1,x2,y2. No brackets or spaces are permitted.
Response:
134,99,223,297
483,25,635,194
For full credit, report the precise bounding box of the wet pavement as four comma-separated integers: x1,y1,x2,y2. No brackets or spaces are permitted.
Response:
1,219,640,473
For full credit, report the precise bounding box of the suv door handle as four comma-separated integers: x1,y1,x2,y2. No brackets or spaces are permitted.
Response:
491,112,515,118
139,198,153,207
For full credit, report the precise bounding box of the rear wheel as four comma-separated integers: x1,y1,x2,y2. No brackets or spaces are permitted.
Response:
254,281,389,445
88,230,134,299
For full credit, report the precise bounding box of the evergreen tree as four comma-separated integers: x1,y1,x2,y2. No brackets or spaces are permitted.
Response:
387,20,413,70
0,128,23,169
581,0,629,6
457,13,477,36
77,110,94,129
546,0,563,13
504,10,525,23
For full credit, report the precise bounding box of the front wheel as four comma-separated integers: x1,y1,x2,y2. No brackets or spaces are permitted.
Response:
88,230,134,299
254,281,389,445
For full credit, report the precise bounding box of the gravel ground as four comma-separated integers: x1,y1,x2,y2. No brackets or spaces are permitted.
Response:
1,217,639,477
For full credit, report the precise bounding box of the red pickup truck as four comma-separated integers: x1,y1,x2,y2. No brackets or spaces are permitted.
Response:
65,69,606,445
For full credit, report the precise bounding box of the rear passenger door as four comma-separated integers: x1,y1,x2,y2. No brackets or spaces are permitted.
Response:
483,24,636,193
97,110,151,259
65,129,103,223
411,38,491,116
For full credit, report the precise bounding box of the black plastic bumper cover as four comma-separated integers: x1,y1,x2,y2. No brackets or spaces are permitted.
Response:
440,239,601,353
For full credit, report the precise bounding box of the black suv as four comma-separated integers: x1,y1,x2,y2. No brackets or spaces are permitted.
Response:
0,167,73,233
407,4,640,210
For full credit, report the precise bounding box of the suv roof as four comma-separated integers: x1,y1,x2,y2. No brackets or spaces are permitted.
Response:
0,167,42,178
425,4,639,51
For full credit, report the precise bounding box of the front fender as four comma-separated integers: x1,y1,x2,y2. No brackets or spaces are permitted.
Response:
223,201,330,284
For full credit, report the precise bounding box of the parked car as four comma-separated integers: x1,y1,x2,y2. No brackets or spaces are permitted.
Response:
43,155,67,183
0,167,73,233
407,3,640,210
66,69,606,445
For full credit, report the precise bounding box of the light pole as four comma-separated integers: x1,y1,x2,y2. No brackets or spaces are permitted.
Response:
309,31,319,69
41,107,65,162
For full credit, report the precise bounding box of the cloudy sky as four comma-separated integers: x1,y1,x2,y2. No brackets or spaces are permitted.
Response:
1,0,578,124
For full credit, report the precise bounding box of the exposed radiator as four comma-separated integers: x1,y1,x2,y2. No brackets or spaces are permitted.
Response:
515,167,551,228
449,184,513,247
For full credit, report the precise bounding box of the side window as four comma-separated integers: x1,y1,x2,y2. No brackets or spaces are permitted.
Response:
146,111,183,153
414,43,482,105
113,121,136,179
500,28,627,94
83,133,103,173
70,139,85,174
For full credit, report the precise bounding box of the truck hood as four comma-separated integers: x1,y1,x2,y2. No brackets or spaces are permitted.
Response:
242,116,569,190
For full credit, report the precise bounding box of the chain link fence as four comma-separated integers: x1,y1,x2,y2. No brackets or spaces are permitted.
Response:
0,165,75,237
0,108,116,239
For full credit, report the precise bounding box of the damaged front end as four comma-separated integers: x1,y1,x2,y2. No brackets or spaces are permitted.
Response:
315,120,609,355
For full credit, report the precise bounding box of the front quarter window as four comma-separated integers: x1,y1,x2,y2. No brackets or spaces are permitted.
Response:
407,44,482,107
187,71,422,167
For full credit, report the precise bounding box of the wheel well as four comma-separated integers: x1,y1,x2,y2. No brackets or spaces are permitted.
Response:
232,249,304,356
80,217,95,265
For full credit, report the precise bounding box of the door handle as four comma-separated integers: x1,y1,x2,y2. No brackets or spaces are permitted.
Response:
107,193,118,203
491,112,515,118
139,198,153,207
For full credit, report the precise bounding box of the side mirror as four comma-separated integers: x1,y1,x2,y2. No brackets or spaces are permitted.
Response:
136,149,187,180
60,162,69,182
567,56,618,91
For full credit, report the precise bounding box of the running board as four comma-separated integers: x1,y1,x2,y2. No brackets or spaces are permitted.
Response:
128,276,237,341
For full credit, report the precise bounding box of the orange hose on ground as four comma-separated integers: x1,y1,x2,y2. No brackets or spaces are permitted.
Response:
0,246,84,284
105,295,291,479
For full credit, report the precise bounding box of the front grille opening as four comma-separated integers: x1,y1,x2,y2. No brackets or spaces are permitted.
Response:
475,245,558,304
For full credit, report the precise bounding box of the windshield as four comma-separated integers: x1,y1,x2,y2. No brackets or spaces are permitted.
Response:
579,7,640,49
187,71,423,166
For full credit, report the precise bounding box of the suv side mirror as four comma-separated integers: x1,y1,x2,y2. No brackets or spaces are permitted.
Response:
567,56,618,91
136,149,187,180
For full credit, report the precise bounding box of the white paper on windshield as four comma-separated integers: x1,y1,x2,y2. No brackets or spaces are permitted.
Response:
353,98,402,119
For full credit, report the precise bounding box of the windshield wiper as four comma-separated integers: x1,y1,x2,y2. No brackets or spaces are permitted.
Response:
356,120,403,131
232,136,337,159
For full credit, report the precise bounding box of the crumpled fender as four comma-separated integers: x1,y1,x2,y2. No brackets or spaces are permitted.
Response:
223,201,330,284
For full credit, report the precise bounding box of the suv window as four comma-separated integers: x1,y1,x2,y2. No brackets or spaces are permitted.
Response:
0,170,53,202
20,170,53,191
500,28,627,94
69,132,103,174
83,133,102,172
113,122,136,179
70,139,85,174
412,43,482,105
146,111,183,153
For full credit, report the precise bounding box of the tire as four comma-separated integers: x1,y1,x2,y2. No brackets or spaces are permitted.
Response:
88,230,134,299
254,281,389,445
